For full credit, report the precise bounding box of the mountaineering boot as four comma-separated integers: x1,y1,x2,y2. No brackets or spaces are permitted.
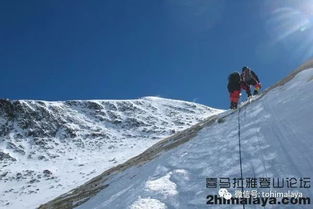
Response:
253,90,258,95
246,90,252,97
230,102,234,109
230,102,238,109
233,102,238,109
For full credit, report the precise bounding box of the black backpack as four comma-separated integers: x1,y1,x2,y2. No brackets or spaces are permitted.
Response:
227,72,241,92
228,72,241,83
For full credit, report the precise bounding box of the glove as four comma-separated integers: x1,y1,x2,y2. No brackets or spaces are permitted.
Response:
255,83,262,91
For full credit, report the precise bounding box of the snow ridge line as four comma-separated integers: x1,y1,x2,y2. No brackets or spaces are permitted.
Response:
38,59,313,209
36,89,268,209
38,115,220,209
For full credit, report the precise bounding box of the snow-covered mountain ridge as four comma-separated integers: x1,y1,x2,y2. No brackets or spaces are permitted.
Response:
39,60,313,209
0,96,222,209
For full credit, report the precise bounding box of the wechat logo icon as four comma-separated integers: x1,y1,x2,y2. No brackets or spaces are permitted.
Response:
218,188,232,200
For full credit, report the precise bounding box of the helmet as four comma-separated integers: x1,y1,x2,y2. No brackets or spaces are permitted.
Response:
242,66,250,72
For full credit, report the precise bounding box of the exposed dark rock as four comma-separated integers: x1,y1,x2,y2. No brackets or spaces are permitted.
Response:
43,169,52,177
86,102,103,110
0,152,16,161
0,99,15,119
0,171,8,179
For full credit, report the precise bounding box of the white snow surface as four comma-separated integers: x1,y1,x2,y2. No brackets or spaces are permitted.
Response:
0,97,222,209
76,69,313,209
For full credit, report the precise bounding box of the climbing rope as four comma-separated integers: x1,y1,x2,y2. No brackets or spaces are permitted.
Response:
237,106,246,209
243,99,267,209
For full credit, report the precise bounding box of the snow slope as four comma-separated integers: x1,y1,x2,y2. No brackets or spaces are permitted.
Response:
41,66,313,209
0,97,222,209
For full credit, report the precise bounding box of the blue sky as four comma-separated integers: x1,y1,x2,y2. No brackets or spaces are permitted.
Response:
1,0,313,109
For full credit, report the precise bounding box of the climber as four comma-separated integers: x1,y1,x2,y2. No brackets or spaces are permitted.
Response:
241,66,262,97
227,72,242,109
